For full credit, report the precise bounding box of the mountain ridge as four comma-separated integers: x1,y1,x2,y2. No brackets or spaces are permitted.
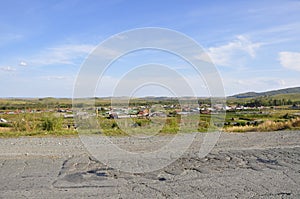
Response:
230,87,300,98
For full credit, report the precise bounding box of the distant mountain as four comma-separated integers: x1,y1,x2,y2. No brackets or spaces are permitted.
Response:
230,87,300,98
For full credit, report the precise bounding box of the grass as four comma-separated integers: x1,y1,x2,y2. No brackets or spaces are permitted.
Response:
0,112,77,138
0,129,77,138
224,117,300,132
2,110,300,137
97,117,181,136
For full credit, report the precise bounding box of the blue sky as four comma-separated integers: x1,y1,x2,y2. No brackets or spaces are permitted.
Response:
1,0,300,97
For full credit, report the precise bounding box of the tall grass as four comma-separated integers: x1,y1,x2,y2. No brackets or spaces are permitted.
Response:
12,113,39,132
8,113,74,136
225,117,300,132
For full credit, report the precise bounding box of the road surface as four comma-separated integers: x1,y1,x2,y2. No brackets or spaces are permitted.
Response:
0,131,299,198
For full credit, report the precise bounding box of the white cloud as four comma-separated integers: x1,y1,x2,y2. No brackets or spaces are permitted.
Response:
0,66,16,72
92,46,121,59
28,44,96,66
19,61,27,66
40,75,68,81
199,35,261,67
279,51,300,72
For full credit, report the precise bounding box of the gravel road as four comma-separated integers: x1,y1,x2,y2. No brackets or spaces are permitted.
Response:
0,131,299,198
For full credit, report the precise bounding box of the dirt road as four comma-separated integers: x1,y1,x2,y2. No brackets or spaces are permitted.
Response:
0,131,299,198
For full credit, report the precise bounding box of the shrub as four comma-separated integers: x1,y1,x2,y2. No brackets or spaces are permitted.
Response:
282,113,294,119
291,117,300,127
160,118,179,134
111,122,119,129
0,123,11,127
224,119,297,132
40,116,63,131
12,114,39,132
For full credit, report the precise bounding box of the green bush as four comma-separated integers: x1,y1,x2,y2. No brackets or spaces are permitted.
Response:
0,123,11,127
160,118,179,134
12,114,39,132
240,121,246,126
111,122,119,129
41,116,63,131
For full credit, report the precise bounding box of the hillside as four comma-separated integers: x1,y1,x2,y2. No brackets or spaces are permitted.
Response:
230,87,300,98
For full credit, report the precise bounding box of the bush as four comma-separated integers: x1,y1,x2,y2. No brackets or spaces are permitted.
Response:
160,118,179,134
168,110,177,117
111,122,119,129
12,114,39,132
0,123,11,127
291,117,300,127
41,116,63,131
282,113,294,119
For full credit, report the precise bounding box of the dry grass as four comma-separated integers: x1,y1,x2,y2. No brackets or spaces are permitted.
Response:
0,127,12,132
225,117,300,132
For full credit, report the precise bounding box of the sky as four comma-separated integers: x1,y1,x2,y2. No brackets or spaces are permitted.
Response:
1,0,300,97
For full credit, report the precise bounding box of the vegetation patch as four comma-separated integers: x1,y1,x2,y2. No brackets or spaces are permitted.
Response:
224,117,300,132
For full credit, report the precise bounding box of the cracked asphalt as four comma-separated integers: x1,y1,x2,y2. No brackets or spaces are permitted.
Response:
0,131,299,198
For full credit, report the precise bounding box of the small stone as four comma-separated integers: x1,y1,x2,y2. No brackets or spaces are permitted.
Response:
225,156,231,161
158,177,166,181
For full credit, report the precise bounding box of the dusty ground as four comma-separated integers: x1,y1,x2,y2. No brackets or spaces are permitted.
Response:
0,131,299,198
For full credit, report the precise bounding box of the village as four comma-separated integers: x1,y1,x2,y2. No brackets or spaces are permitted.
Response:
0,103,277,119
0,96,299,135
1,101,299,120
